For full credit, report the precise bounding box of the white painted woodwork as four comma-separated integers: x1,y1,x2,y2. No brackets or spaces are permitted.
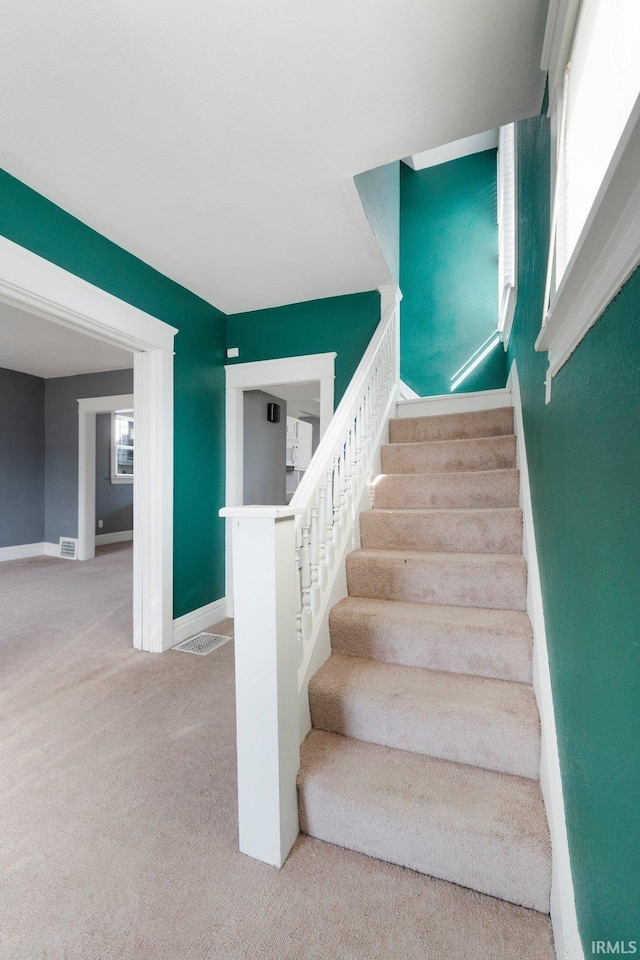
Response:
508,362,584,960
224,352,335,614
0,236,176,653
1,0,547,313
405,128,499,171
218,506,302,867
395,387,512,418
220,287,401,866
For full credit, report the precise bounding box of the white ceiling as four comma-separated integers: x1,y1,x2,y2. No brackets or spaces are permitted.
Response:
268,381,321,418
1,0,548,314
0,303,133,378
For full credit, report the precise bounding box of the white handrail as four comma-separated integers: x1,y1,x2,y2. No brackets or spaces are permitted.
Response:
289,299,400,683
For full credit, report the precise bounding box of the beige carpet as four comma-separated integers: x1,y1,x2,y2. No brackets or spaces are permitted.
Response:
0,542,554,959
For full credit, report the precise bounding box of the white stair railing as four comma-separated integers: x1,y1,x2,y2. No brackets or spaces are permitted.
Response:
220,286,401,868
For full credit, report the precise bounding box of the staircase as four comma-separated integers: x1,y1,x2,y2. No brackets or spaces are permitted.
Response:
297,404,552,915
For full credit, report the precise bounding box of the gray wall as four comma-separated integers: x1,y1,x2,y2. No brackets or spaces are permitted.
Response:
44,368,133,542
243,390,286,505
353,161,400,282
95,412,133,535
0,367,45,547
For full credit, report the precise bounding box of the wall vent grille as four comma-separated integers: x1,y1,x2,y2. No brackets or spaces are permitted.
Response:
59,538,78,560
175,633,231,656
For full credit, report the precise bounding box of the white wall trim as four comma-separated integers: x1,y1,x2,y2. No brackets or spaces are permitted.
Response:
395,386,512,419
95,529,133,545
0,235,176,653
172,596,228,647
224,352,336,615
541,0,581,114
0,542,47,562
508,362,584,960
44,542,61,557
536,94,640,400
398,379,420,400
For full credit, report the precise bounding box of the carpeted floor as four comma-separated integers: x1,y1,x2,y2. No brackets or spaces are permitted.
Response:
0,543,554,959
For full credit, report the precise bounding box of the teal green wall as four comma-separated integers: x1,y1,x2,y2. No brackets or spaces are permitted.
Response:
354,162,400,282
507,114,640,949
0,169,226,619
400,151,505,396
226,291,381,405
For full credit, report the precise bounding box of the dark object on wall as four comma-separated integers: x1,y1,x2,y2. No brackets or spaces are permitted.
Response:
267,402,281,423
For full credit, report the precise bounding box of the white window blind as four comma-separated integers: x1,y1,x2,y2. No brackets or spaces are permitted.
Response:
563,0,640,265
497,123,516,336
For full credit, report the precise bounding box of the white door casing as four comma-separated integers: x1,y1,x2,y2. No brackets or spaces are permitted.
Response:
224,352,336,615
0,236,177,653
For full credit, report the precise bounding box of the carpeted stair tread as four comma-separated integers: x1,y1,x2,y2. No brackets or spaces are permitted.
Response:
359,507,523,554
329,596,533,682
372,468,520,510
309,654,540,778
381,434,517,474
297,729,551,913
346,548,528,611
389,407,514,444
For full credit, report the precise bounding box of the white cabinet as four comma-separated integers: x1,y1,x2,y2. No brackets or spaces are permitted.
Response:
286,417,313,470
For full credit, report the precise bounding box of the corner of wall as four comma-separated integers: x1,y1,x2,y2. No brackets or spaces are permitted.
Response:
507,359,584,960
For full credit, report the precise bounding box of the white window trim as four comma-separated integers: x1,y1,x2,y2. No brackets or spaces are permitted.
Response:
111,410,134,483
538,2,640,401
497,123,518,348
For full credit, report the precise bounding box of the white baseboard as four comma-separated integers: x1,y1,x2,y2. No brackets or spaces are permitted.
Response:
508,361,584,960
43,542,61,557
172,597,228,647
0,541,46,562
395,386,512,418
95,529,133,545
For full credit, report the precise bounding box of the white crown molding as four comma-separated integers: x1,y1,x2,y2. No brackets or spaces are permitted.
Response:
537,95,640,398
508,362,584,960
172,596,228,647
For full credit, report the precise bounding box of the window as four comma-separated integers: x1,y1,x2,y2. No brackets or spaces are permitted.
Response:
112,411,134,483
553,0,640,289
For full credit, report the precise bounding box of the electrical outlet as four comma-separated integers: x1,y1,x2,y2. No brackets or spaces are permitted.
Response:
98,520,104,528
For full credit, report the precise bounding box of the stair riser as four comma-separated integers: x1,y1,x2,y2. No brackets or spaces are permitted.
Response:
329,607,533,683
310,686,540,779
381,435,517,474
389,407,514,444
298,778,550,913
372,470,520,510
360,510,523,554
346,554,528,611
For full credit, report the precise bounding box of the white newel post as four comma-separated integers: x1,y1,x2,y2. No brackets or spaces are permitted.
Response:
219,505,302,868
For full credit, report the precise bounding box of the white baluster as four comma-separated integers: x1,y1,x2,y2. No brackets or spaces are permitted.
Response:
332,455,342,551
317,484,328,591
338,446,348,530
325,467,335,569
310,504,320,614
295,542,303,668
300,520,312,646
